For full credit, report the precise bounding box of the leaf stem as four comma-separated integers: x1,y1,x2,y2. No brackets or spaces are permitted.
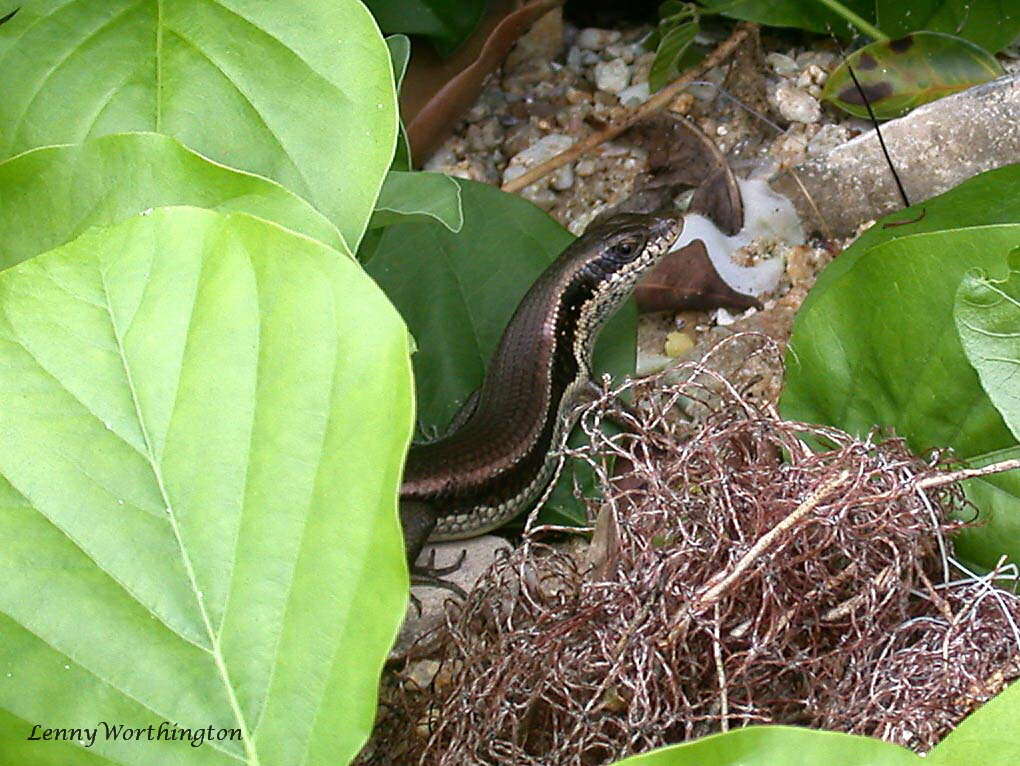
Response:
813,0,889,41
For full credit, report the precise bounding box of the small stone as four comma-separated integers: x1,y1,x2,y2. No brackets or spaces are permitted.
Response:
503,133,575,186
669,92,695,114
688,66,725,100
551,163,575,190
618,81,650,107
807,123,850,156
521,186,559,210
465,102,490,122
505,7,563,73
575,158,597,176
796,64,827,89
713,307,738,326
605,42,638,63
566,45,584,72
631,51,656,84
774,82,822,124
577,27,621,50
665,331,694,358
766,52,800,76
565,87,591,106
594,58,631,94
797,50,838,71
422,144,458,173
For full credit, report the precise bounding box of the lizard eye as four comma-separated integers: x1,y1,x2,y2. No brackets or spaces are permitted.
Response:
609,237,642,261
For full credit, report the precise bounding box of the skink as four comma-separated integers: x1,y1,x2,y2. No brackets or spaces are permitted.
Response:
399,212,684,575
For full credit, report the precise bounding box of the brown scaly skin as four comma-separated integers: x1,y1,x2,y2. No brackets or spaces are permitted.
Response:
400,212,683,585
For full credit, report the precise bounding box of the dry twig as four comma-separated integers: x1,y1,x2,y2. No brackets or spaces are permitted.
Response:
501,23,757,194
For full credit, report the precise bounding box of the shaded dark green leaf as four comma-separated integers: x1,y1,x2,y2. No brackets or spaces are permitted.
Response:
367,179,637,525
699,0,876,37
364,0,485,57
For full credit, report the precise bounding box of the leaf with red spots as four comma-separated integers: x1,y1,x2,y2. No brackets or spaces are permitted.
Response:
822,31,1003,120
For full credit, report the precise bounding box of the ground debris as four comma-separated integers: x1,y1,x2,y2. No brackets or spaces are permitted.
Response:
366,335,1020,766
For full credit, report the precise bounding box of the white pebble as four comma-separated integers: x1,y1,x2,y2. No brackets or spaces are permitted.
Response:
502,134,575,186
774,81,821,124
618,81,650,107
713,308,737,326
594,58,631,94
551,164,574,191
796,64,827,89
765,52,799,76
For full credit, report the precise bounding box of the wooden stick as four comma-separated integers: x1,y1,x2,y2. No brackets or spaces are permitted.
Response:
501,22,756,194
917,459,1020,490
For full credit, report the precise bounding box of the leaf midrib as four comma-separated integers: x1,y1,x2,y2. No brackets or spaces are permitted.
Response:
98,262,259,765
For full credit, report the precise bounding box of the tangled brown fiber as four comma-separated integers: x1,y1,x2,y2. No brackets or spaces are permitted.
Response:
380,335,1020,766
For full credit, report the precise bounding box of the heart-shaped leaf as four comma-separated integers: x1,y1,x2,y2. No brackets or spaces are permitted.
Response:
0,132,346,272
0,0,397,250
781,225,1020,569
609,725,917,765
956,248,1020,442
0,207,414,765
822,32,1004,120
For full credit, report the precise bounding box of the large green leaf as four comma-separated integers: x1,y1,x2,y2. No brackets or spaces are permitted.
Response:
366,178,637,524
0,0,396,251
804,165,1020,306
386,33,413,172
782,225,1020,568
956,249,1020,442
0,207,414,765
609,677,1020,765
610,726,917,766
877,0,1020,54
784,226,1020,456
0,132,346,272
927,679,1020,764
822,32,1003,120
369,170,463,232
